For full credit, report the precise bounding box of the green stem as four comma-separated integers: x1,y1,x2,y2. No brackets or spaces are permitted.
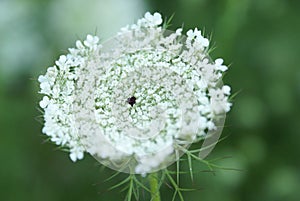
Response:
148,172,161,201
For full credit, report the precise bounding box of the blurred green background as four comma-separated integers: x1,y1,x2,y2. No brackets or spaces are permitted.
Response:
1,0,299,200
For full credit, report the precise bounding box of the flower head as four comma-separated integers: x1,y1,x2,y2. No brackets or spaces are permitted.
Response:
38,12,232,174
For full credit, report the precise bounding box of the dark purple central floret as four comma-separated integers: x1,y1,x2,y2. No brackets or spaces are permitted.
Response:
127,96,136,107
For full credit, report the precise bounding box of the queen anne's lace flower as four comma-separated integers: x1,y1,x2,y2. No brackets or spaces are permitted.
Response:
38,12,232,174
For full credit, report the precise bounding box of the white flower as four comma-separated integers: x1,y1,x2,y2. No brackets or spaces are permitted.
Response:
39,82,51,95
144,12,162,26
38,75,52,86
222,85,231,95
38,12,232,174
215,58,228,71
176,28,183,35
55,55,68,70
186,28,209,48
70,147,84,162
83,34,99,50
76,40,85,49
39,96,50,108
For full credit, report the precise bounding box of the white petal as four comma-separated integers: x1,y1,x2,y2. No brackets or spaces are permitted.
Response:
202,38,209,47
86,34,93,43
186,29,194,38
144,12,151,20
38,75,46,83
222,85,231,95
217,65,228,71
77,151,84,160
59,55,67,63
76,40,84,49
194,28,201,37
176,28,183,35
69,152,77,162
153,12,162,25
93,36,99,44
39,96,50,108
215,58,224,65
